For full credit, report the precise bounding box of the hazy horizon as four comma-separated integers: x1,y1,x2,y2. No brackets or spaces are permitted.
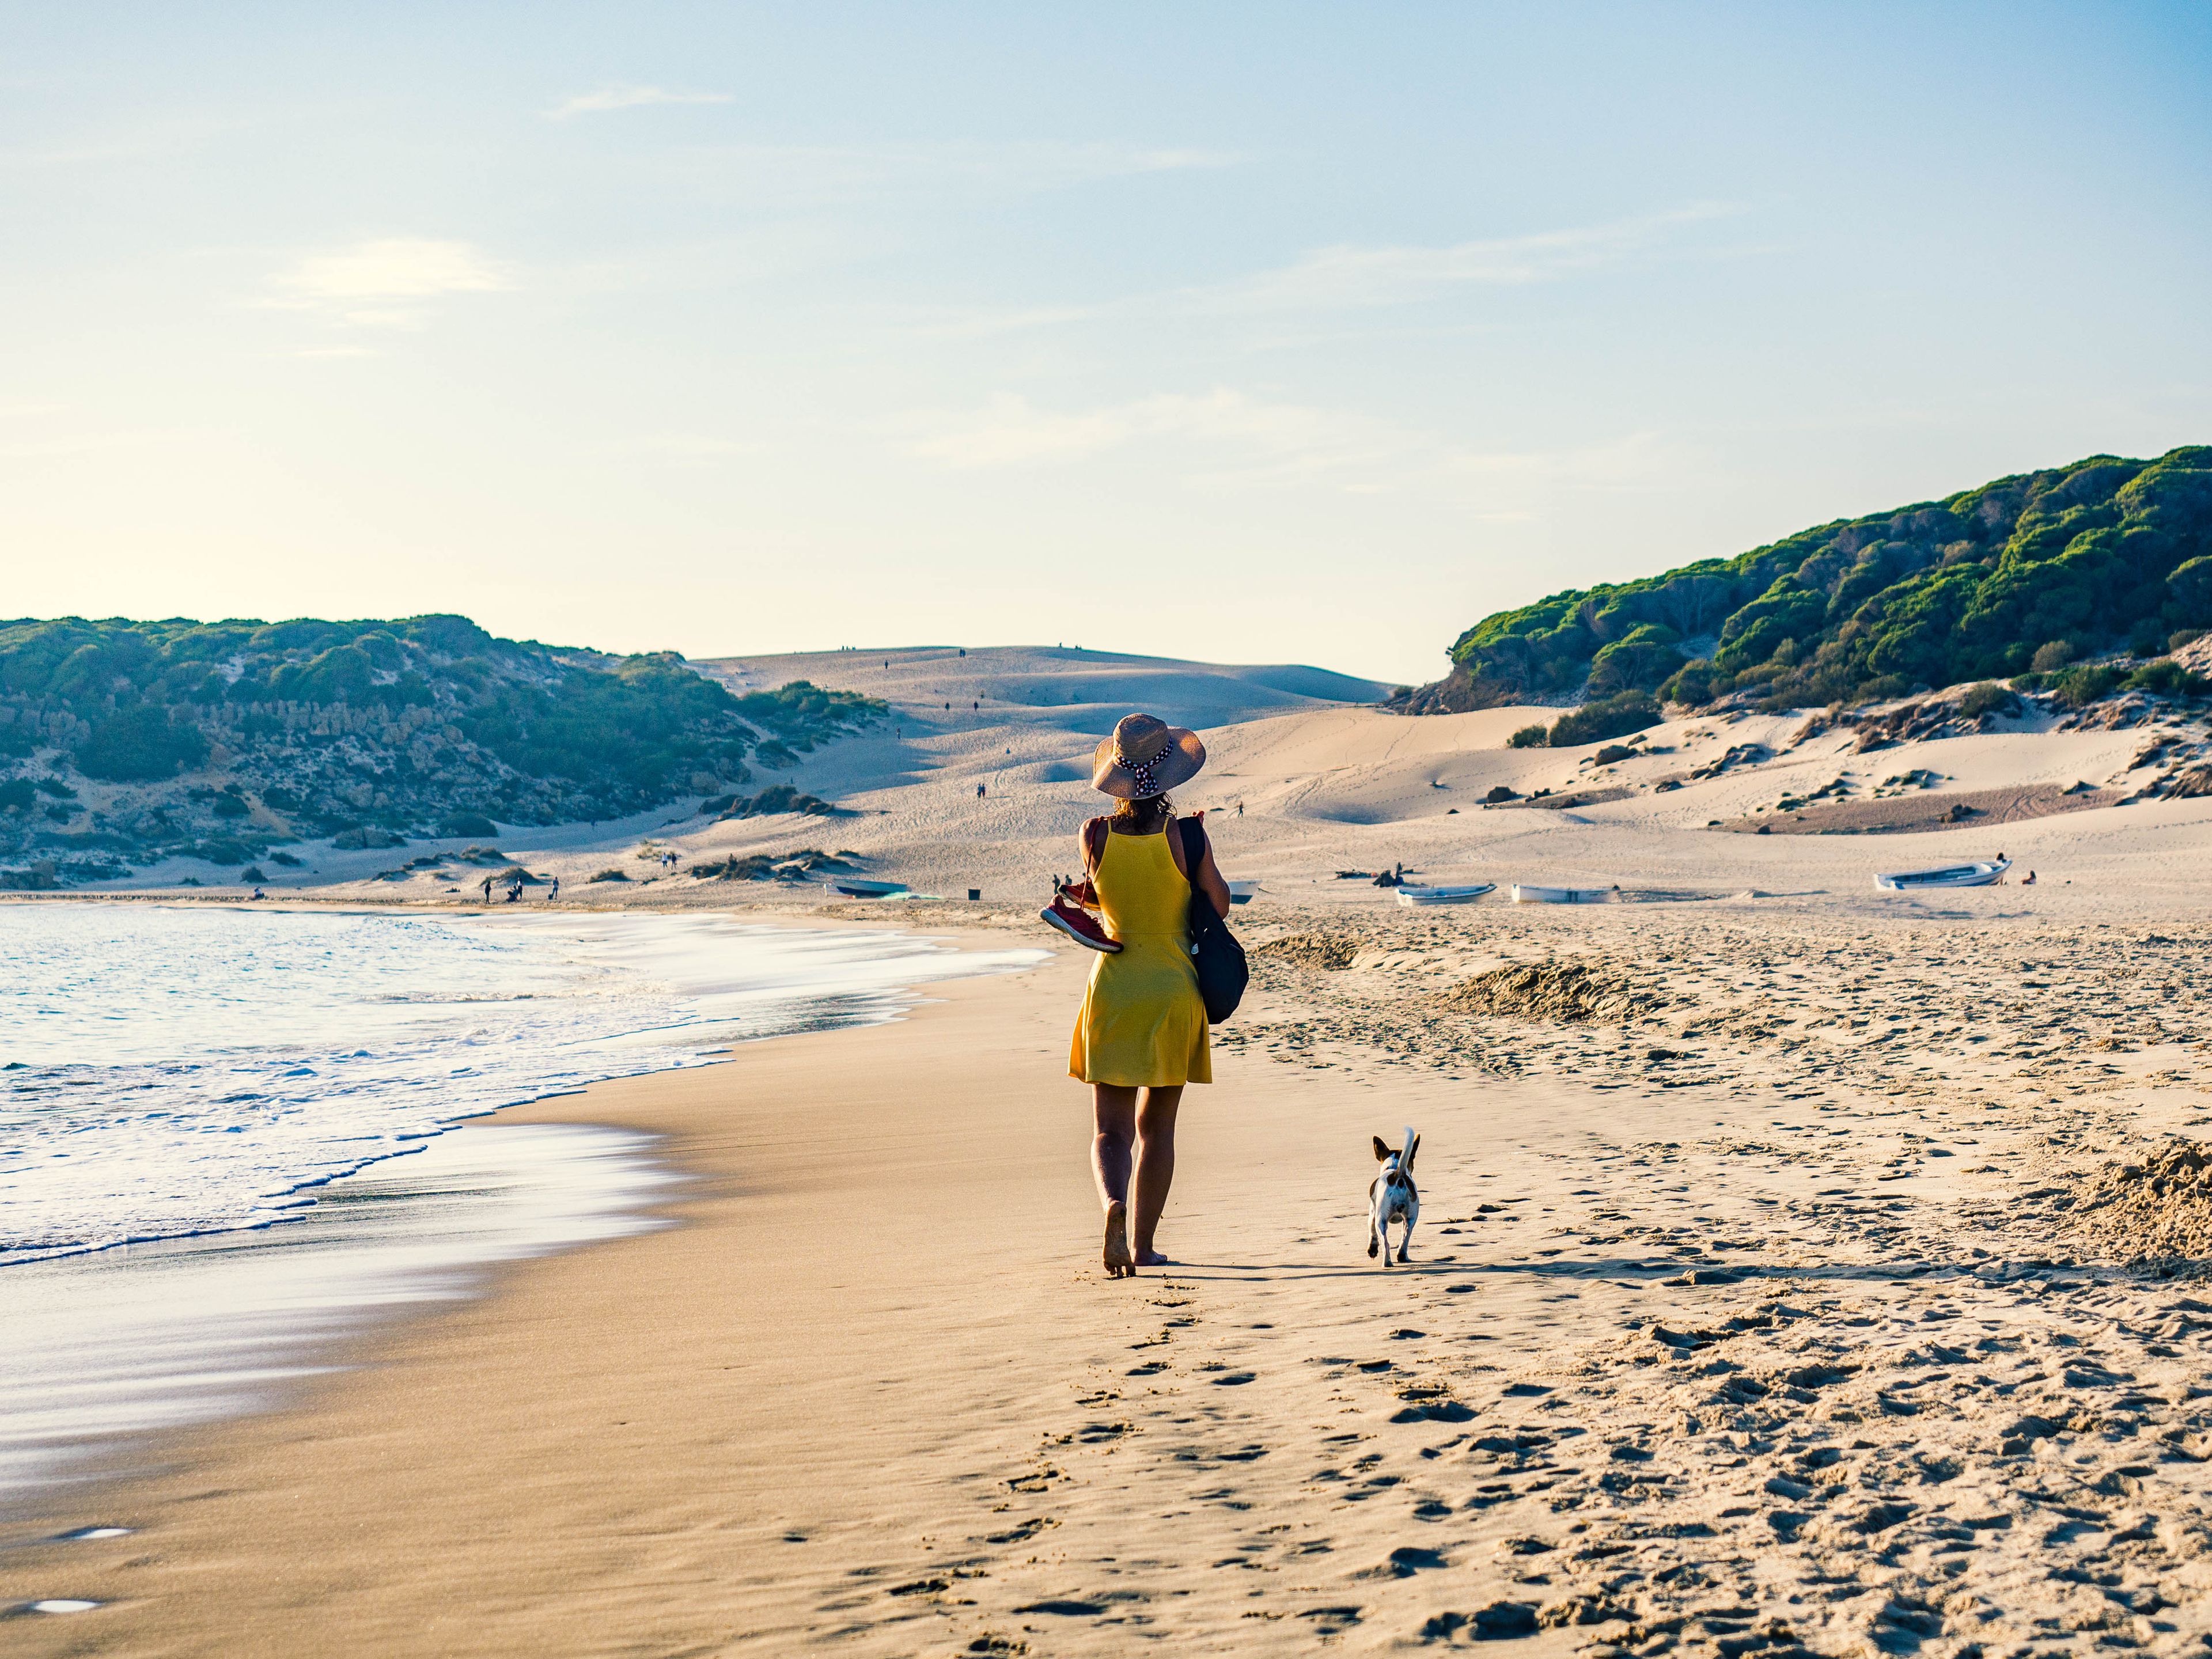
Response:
6,3,2209,684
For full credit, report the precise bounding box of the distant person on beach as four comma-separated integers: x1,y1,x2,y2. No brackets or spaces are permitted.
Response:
549,875,559,900
977,782,987,800
481,875,494,902
1065,713,1230,1278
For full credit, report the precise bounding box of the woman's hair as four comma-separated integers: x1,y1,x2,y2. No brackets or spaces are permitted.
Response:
1109,791,1174,834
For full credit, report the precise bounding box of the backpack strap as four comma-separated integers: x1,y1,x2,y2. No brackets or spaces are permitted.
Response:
1177,815,1206,880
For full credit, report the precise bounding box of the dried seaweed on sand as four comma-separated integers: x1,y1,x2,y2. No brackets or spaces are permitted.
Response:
2066,1138,2212,1265
1248,933,1359,971
1433,960,1666,1024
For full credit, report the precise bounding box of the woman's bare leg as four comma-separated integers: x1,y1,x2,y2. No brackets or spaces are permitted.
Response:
1131,1085,1182,1264
1092,1085,1138,1208
1092,1086,1138,1276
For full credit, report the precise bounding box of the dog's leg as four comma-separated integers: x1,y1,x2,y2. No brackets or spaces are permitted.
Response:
1367,1202,1380,1260
1398,1198,1418,1264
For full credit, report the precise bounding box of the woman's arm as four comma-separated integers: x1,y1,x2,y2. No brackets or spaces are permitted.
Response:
1183,812,1233,919
1063,817,1106,907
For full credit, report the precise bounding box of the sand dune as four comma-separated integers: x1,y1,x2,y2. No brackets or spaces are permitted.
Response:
224,646,2212,911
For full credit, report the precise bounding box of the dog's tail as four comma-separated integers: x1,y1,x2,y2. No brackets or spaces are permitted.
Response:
1399,1124,1419,1173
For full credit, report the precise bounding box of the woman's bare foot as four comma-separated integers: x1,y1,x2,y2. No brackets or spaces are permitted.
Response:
1137,1249,1169,1267
1103,1201,1134,1278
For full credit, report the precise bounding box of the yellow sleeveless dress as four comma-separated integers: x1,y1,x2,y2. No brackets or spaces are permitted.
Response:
1067,829,1211,1088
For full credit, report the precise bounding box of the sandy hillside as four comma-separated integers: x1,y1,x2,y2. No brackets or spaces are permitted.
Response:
263,651,2212,917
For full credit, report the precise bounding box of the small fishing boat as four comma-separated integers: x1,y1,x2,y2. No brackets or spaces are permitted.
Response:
1395,882,1495,907
1510,884,1620,904
832,878,910,898
1226,879,1261,906
1872,858,2009,892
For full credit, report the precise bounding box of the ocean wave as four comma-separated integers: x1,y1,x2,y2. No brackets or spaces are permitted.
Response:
0,906,1041,1267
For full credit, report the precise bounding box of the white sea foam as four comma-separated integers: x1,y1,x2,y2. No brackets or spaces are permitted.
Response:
0,904,1041,1266
2,1120,674,1506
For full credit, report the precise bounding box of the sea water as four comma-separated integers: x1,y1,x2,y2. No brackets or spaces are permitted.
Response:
0,903,1043,1509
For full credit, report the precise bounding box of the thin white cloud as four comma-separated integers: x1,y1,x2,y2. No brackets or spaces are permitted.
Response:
549,85,734,120
263,238,510,330
913,202,1749,338
910,390,1702,506
663,140,1241,209
912,389,1421,480
618,434,771,461
1215,202,1745,311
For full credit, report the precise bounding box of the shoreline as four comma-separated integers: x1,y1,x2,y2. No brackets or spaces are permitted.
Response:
0,910,1046,1539
0,945,1105,1655
0,1120,677,1519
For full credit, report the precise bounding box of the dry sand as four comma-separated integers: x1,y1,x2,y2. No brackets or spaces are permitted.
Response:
15,650,2212,1654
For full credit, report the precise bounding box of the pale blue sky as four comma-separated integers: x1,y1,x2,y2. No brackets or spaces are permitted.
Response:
4,3,2207,683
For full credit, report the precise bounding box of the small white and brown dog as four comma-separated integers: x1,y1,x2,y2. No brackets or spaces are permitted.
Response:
1368,1127,1420,1266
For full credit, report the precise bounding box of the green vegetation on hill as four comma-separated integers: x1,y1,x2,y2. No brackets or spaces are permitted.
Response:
1400,446,2212,714
0,614,883,877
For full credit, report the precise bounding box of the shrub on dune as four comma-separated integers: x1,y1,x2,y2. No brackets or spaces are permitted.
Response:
1547,692,1662,749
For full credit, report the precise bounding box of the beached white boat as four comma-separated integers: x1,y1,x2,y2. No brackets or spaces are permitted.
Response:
832,878,910,898
1873,858,2009,892
1395,882,1496,907
1510,883,1620,904
1226,879,1260,906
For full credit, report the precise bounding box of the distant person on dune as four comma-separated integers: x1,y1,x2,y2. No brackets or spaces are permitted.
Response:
549,875,559,901
1061,714,1229,1279
481,874,494,903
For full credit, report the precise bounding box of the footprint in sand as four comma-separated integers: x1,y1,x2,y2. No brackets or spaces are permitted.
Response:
1358,1545,1449,1578
983,1516,1056,1544
1419,1602,1539,1642
1297,1605,1363,1634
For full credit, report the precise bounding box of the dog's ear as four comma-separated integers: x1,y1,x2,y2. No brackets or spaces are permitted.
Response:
1372,1135,1391,1162
1403,1132,1420,1173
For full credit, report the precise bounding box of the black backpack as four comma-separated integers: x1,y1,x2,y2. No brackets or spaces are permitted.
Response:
1179,817,1248,1024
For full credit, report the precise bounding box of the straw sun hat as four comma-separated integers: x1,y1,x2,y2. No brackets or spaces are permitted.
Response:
1091,713,1206,800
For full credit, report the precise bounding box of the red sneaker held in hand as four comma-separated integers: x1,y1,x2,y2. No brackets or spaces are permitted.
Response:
1041,891,1121,952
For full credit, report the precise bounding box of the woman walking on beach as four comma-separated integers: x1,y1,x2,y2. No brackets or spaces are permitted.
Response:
1064,714,1230,1278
